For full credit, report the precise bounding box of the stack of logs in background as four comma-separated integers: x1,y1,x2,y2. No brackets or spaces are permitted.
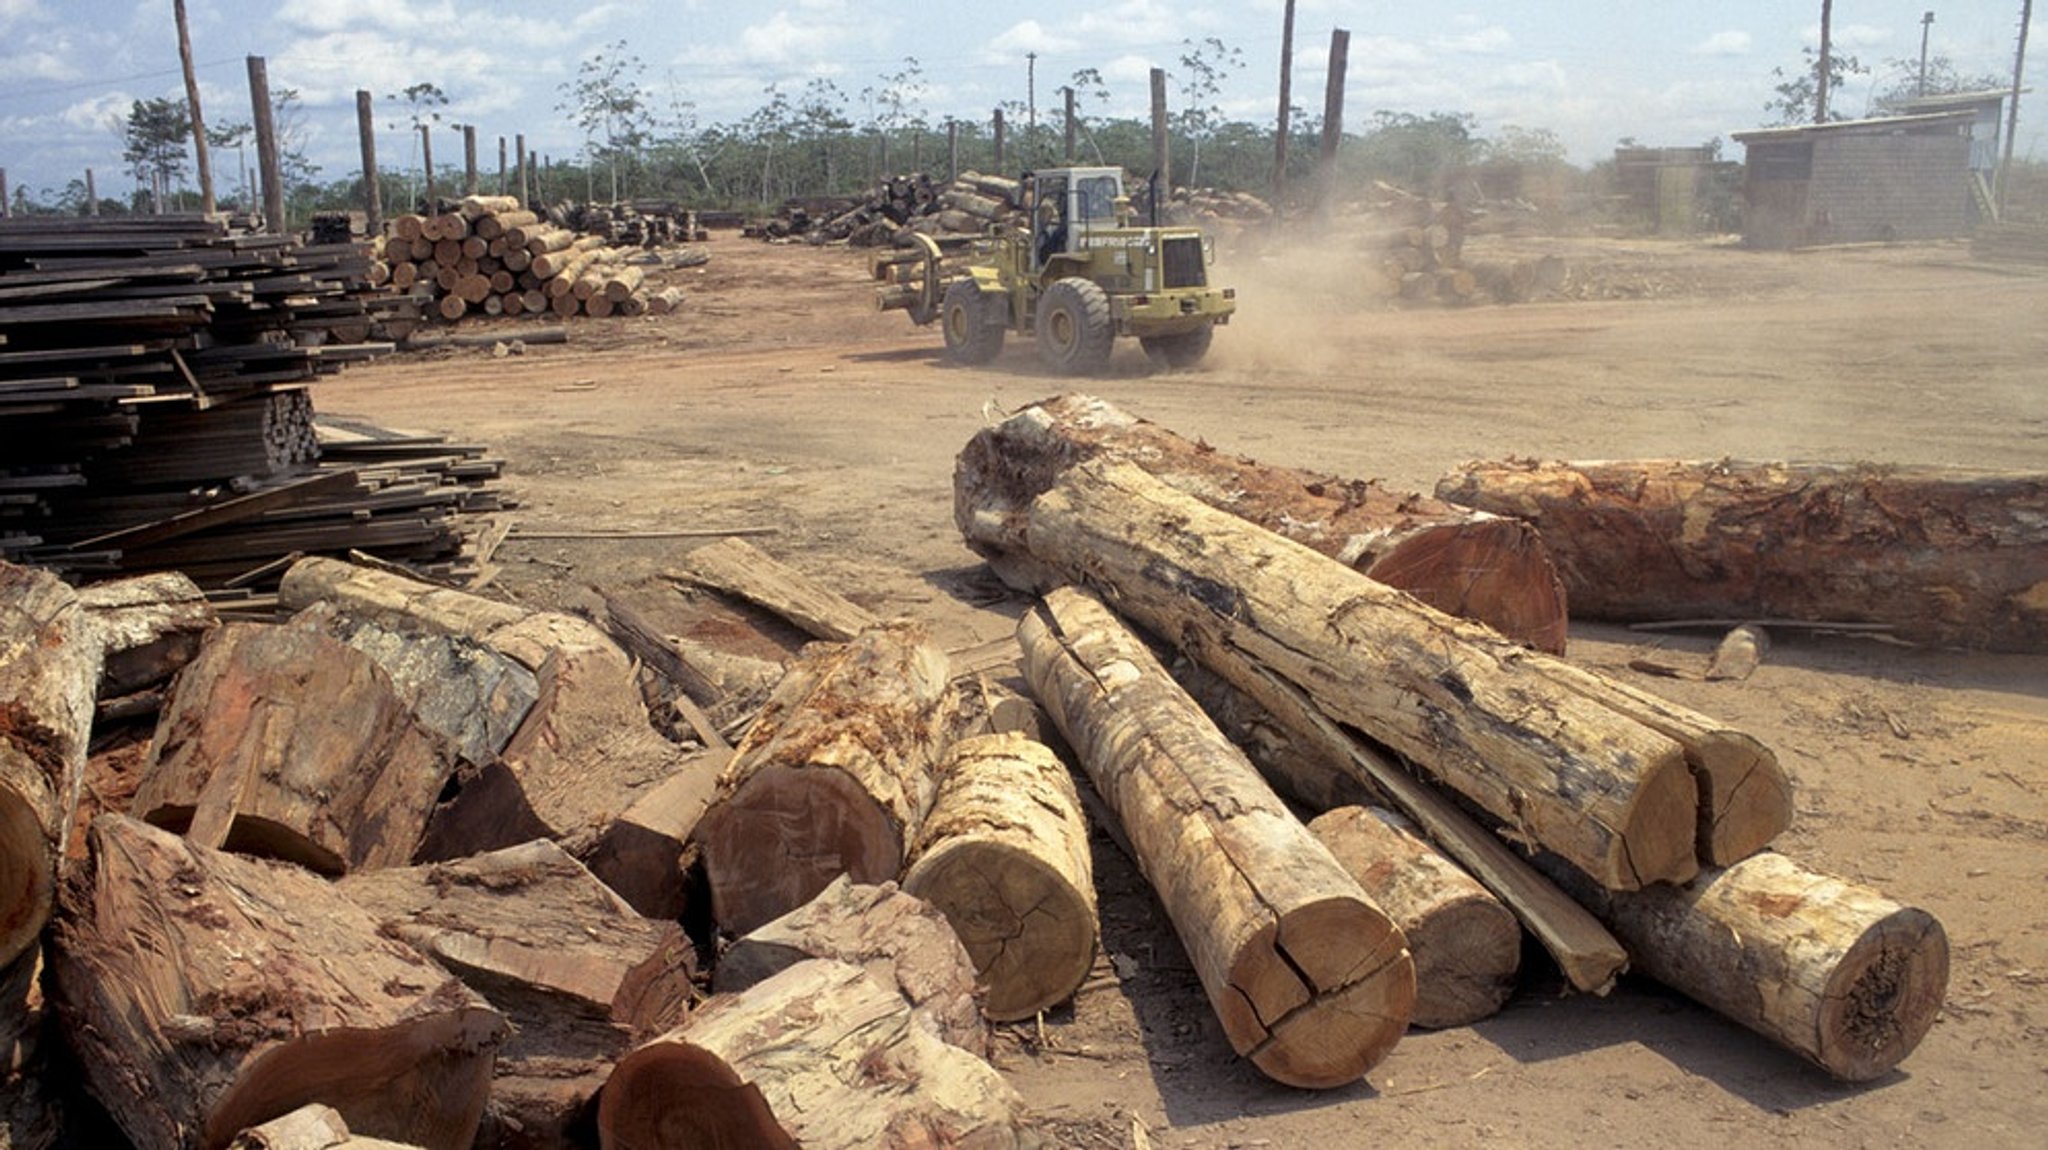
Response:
1365,186,1570,306
371,195,684,322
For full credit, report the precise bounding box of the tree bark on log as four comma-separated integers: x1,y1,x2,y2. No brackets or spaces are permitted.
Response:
79,571,217,698
336,840,697,1147
903,732,1097,1022
1307,806,1521,1028
48,816,508,1150
958,394,1569,653
1562,851,1949,1082
1019,586,1415,1089
957,452,1700,891
695,622,954,936
1,563,104,969
1435,458,2048,653
596,958,1031,1150
712,875,986,1054
666,538,881,643
133,622,456,875
286,601,537,770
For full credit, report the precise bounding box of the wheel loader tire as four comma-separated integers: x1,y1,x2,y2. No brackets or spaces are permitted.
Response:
942,280,1006,365
1140,324,1214,369
1036,278,1115,376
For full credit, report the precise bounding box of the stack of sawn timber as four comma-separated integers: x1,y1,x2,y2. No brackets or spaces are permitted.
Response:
0,552,1047,1148
954,393,1952,1084
371,194,657,322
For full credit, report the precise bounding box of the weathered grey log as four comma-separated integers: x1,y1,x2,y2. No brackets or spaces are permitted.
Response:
957,450,1699,891
0,563,104,969
79,571,216,698
48,816,507,1150
903,732,1097,1022
597,959,1033,1149
713,875,985,1054
1020,586,1415,1089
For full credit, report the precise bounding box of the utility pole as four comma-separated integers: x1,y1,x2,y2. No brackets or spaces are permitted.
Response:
1318,26,1351,217
947,118,959,181
1273,0,1297,218
993,107,1007,173
356,89,380,235
1919,11,1936,96
174,0,215,213
1062,86,1076,162
1150,67,1170,187
462,124,478,195
497,136,506,195
420,123,436,208
247,56,285,233
1027,52,1038,147
515,132,528,206
0,169,9,219
1817,0,1835,124
2001,0,2033,214
87,169,99,216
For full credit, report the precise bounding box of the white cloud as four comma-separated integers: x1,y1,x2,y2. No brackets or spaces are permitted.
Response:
1692,31,1751,57
63,91,131,132
988,20,1078,57
1832,23,1893,51
0,0,43,27
0,46,72,81
1431,25,1512,55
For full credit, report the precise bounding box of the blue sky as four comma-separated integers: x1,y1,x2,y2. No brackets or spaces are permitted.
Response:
0,1,2036,202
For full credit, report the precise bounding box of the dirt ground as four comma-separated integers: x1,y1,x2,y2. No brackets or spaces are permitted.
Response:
324,226,2048,1149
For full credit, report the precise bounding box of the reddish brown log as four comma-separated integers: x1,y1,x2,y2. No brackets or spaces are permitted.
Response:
1436,458,2048,652
48,816,507,1150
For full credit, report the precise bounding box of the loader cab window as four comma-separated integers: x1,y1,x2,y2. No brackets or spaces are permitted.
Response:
1074,175,1120,224
1035,175,1071,266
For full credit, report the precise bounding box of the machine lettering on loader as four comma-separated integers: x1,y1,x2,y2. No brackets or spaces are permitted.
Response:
875,167,1236,374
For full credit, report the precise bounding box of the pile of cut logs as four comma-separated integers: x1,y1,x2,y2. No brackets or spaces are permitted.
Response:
751,171,1026,246
371,195,666,322
2,393,1982,1146
1359,184,1569,306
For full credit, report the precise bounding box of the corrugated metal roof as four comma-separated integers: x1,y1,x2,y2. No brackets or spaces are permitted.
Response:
1731,110,1976,144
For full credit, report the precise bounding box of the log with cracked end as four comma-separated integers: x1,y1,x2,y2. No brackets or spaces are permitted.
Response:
1018,585,1414,1088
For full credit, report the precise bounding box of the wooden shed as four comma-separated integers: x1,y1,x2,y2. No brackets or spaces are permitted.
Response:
1732,112,1975,249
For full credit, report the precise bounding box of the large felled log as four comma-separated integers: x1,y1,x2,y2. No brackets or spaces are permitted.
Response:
1019,586,1414,1089
1435,458,2048,652
132,622,456,875
337,840,696,1146
960,394,1569,653
1566,852,1949,1082
958,450,1700,891
597,958,1031,1150
0,563,105,969
694,621,953,936
79,571,217,698
713,875,985,1054
48,816,508,1150
1308,806,1520,1028
903,732,1097,1022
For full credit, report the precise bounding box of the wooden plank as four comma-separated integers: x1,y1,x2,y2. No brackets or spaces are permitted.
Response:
64,468,365,553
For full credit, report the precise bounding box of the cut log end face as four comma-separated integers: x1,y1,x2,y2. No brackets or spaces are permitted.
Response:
598,1043,795,1150
0,766,53,967
1818,909,1950,1082
1226,896,1416,1090
700,765,903,937
903,840,1095,1021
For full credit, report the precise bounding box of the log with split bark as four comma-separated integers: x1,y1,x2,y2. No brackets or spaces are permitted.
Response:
957,446,1701,892
1020,585,1415,1088
1558,851,1949,1082
694,621,954,936
1308,806,1520,1028
1435,458,2048,653
48,816,508,1150
957,394,1569,653
903,732,1098,1022
0,563,105,968
597,958,1032,1150
713,875,986,1054
132,621,457,875
79,571,216,699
